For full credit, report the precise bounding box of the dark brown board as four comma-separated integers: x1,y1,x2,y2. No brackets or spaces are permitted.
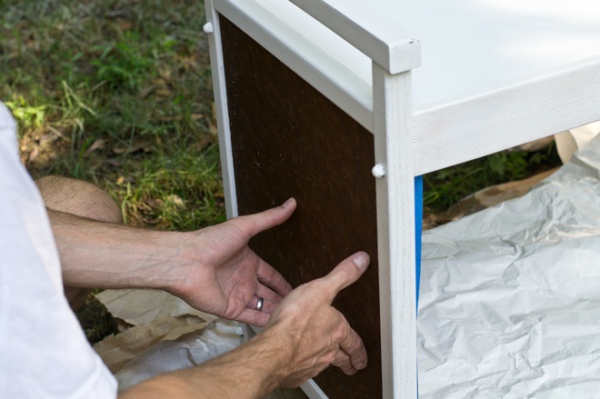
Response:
220,16,382,398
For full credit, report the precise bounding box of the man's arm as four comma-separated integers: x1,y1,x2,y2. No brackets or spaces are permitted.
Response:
119,252,370,399
47,199,297,326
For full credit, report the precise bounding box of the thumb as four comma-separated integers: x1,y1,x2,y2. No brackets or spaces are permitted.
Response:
320,252,370,304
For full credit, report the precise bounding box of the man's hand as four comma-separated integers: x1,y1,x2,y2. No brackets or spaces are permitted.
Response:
50,196,297,326
171,198,297,326
264,251,370,387
119,252,369,399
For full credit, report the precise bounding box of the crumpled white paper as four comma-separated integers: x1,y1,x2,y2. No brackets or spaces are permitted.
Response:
418,134,600,398
93,289,246,392
112,319,244,391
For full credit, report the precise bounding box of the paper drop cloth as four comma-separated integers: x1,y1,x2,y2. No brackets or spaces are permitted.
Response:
418,135,600,398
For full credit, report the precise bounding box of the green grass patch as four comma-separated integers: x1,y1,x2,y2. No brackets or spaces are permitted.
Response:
423,143,561,213
1,0,222,231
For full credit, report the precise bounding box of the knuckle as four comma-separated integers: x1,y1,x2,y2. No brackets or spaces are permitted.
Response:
333,314,349,339
331,324,347,343
323,351,338,365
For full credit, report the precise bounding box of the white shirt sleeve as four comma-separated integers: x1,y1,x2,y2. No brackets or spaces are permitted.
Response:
0,103,118,398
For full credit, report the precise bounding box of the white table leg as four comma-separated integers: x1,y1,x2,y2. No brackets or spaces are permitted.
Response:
372,62,418,398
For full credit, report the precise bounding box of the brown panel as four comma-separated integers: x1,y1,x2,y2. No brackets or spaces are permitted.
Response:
220,16,382,399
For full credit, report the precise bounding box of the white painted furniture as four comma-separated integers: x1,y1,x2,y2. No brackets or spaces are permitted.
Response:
204,0,600,397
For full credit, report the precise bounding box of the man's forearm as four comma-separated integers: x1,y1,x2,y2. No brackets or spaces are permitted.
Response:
118,328,290,399
48,201,299,326
47,209,189,291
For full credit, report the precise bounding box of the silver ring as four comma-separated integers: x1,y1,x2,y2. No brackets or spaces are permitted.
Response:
256,297,264,312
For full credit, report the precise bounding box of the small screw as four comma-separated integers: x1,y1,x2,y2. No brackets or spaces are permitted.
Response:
372,164,386,179
203,22,214,34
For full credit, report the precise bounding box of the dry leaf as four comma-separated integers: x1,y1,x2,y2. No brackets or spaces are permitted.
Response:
116,176,135,185
144,198,164,209
155,113,204,122
116,18,134,31
113,140,152,155
106,158,123,167
28,147,39,162
85,139,106,155
166,194,185,209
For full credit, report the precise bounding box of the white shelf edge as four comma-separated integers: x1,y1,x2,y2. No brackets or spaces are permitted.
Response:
413,56,600,175
288,0,421,74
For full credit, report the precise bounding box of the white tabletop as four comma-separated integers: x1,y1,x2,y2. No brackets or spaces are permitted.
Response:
291,0,600,110
215,0,600,172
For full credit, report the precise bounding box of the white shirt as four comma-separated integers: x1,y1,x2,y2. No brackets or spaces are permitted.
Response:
0,103,117,398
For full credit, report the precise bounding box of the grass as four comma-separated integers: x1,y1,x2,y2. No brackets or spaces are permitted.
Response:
1,0,224,232
423,143,561,213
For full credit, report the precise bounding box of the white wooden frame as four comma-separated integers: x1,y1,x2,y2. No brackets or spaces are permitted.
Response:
204,0,600,397
372,66,418,398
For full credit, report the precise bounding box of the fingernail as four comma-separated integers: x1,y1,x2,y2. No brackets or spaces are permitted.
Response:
352,253,369,271
282,198,295,208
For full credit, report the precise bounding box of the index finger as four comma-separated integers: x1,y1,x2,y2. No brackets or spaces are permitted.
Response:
235,198,297,237
319,251,370,304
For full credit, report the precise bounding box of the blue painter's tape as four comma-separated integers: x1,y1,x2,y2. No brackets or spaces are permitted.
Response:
414,176,423,308
415,176,423,395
